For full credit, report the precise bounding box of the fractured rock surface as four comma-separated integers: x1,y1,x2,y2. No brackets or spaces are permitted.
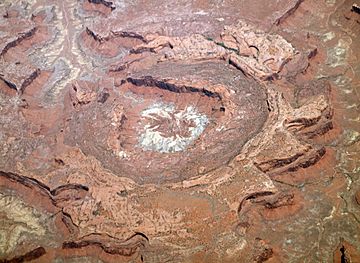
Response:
65,62,268,183
0,59,40,93
0,0,359,262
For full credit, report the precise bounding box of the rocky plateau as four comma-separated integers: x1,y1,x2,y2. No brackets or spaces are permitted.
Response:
0,0,359,262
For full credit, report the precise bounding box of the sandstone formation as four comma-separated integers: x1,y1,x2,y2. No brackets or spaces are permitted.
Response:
0,0,359,262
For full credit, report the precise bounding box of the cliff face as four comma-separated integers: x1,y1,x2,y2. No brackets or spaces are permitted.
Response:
0,0,359,262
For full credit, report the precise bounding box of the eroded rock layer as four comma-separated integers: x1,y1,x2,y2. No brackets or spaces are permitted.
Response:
65,62,268,183
0,0,359,262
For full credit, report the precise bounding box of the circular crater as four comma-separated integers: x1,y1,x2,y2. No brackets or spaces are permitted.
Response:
65,62,268,184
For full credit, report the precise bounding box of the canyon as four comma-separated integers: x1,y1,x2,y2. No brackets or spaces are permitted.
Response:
0,0,359,262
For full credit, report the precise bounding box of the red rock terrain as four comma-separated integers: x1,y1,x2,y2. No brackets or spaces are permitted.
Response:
0,0,359,262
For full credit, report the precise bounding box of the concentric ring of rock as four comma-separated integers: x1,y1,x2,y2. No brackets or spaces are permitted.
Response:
64,61,268,184
1,0,358,262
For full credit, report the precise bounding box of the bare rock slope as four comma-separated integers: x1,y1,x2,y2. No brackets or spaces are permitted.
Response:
0,0,359,262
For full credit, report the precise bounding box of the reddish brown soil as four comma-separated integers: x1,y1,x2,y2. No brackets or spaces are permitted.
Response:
0,0,359,262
